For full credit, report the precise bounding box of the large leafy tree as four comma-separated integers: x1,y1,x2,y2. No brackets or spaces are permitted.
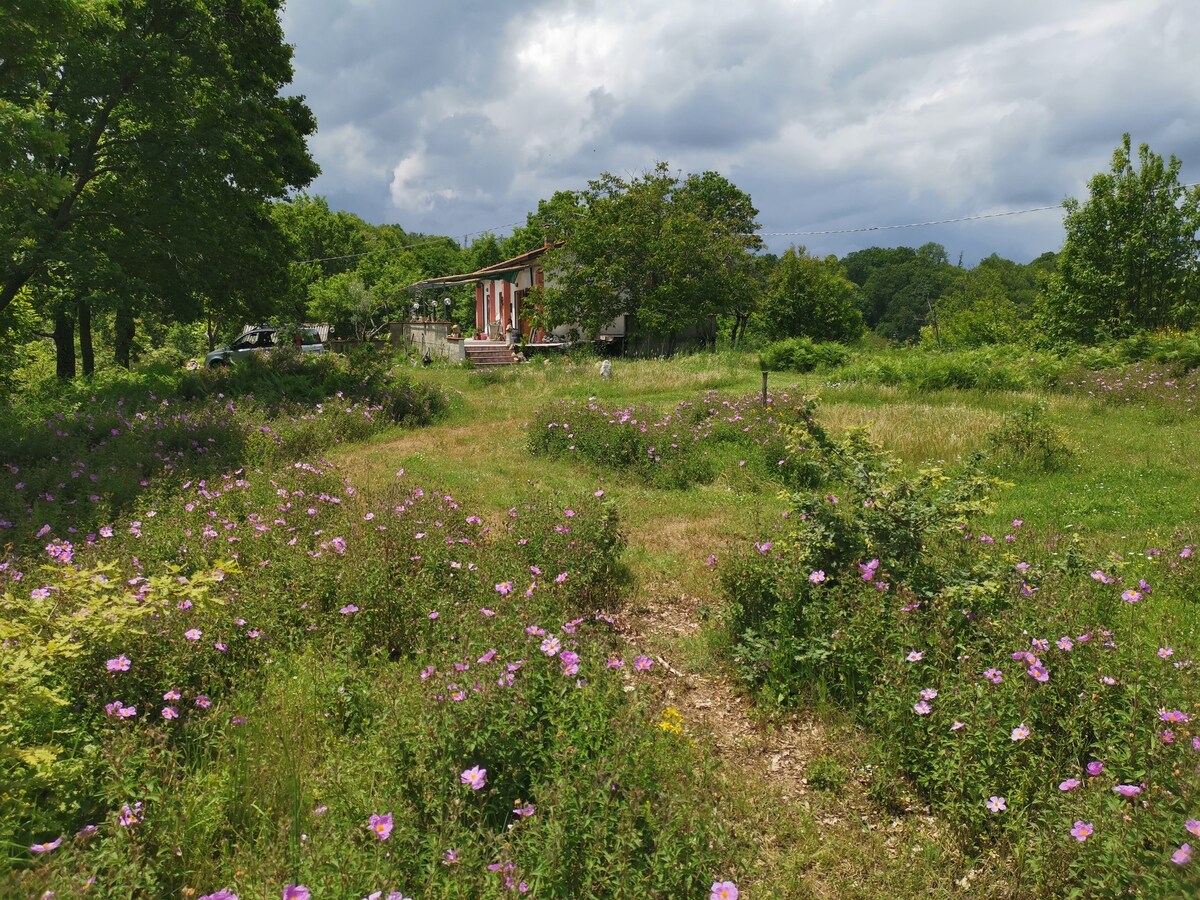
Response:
1,0,318,369
761,247,863,343
1039,134,1200,344
538,164,762,339
841,244,956,342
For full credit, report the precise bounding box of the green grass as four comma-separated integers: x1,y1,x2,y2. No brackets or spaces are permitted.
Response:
7,346,1197,898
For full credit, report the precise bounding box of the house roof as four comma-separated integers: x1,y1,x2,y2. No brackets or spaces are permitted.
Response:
408,242,560,289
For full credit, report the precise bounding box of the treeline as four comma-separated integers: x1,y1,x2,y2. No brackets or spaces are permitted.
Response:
5,20,1198,402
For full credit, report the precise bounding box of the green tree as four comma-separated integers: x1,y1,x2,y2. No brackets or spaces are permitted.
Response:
1038,134,1200,344
761,247,864,343
1,0,318,372
307,273,381,342
539,164,761,340
924,264,1023,348
841,244,956,341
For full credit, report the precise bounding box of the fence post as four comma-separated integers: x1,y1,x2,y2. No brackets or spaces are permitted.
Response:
762,370,768,406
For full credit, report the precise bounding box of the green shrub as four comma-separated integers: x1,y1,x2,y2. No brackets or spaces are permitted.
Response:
759,337,851,373
984,402,1074,472
721,404,1200,896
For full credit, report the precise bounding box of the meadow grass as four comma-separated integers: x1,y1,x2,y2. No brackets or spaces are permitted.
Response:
4,346,1197,897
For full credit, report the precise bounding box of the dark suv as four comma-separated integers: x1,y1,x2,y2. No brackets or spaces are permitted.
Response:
204,327,325,368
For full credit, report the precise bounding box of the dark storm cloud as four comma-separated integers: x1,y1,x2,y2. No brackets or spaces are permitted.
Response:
280,0,1200,264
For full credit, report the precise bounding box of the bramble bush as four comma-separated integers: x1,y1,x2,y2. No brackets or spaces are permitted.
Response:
983,402,1074,473
0,353,451,555
721,402,1199,896
528,390,818,490
2,448,736,897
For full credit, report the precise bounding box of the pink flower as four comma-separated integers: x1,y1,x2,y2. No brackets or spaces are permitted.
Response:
1086,760,1104,777
555,571,569,584
1171,844,1192,865
495,581,513,595
162,706,178,720
460,766,487,791
369,812,393,840
710,882,739,900
986,796,1006,812
540,636,561,656
1070,821,1094,842
283,887,311,900
339,604,358,615
1011,724,1031,741
195,695,211,709
808,569,826,584
906,650,924,662
107,655,131,672
185,628,202,641
1058,779,1080,792
1113,784,1142,798
30,836,63,854
913,701,932,715
634,655,653,672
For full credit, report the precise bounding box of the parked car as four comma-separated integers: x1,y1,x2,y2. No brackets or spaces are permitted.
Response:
205,327,325,368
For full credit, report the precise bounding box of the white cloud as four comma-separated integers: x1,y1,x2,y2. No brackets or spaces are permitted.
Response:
283,0,1200,263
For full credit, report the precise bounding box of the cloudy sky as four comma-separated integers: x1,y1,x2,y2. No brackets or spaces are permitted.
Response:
279,0,1199,265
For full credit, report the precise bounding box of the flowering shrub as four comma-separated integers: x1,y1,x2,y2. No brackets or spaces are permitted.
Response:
722,406,1199,895
2,446,734,896
529,390,814,489
0,359,450,553
1058,361,1200,413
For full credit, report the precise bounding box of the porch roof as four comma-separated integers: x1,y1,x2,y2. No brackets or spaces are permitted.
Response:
408,242,561,290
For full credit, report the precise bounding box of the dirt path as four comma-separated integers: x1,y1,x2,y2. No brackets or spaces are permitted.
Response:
339,390,989,897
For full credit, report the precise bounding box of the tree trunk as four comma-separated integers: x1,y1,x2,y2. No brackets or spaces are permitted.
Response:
78,299,94,376
115,304,136,368
54,308,76,380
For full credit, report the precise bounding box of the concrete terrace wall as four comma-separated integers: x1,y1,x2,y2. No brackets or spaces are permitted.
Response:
389,321,466,363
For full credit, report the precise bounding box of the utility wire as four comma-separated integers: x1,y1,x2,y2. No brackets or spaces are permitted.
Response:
759,203,1063,237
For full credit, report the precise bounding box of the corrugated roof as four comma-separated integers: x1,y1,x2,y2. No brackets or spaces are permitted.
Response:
408,242,561,290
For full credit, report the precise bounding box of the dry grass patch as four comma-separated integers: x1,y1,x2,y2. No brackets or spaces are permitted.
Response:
818,401,1003,466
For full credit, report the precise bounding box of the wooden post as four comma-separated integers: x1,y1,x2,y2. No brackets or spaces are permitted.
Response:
762,370,768,406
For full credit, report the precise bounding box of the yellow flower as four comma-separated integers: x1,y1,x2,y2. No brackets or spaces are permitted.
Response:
658,706,685,735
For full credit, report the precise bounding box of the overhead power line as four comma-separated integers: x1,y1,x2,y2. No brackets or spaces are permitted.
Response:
759,203,1063,237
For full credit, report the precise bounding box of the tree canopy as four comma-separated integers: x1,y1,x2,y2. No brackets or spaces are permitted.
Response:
1038,134,1200,344
536,164,763,337
1,0,319,324
761,247,864,343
